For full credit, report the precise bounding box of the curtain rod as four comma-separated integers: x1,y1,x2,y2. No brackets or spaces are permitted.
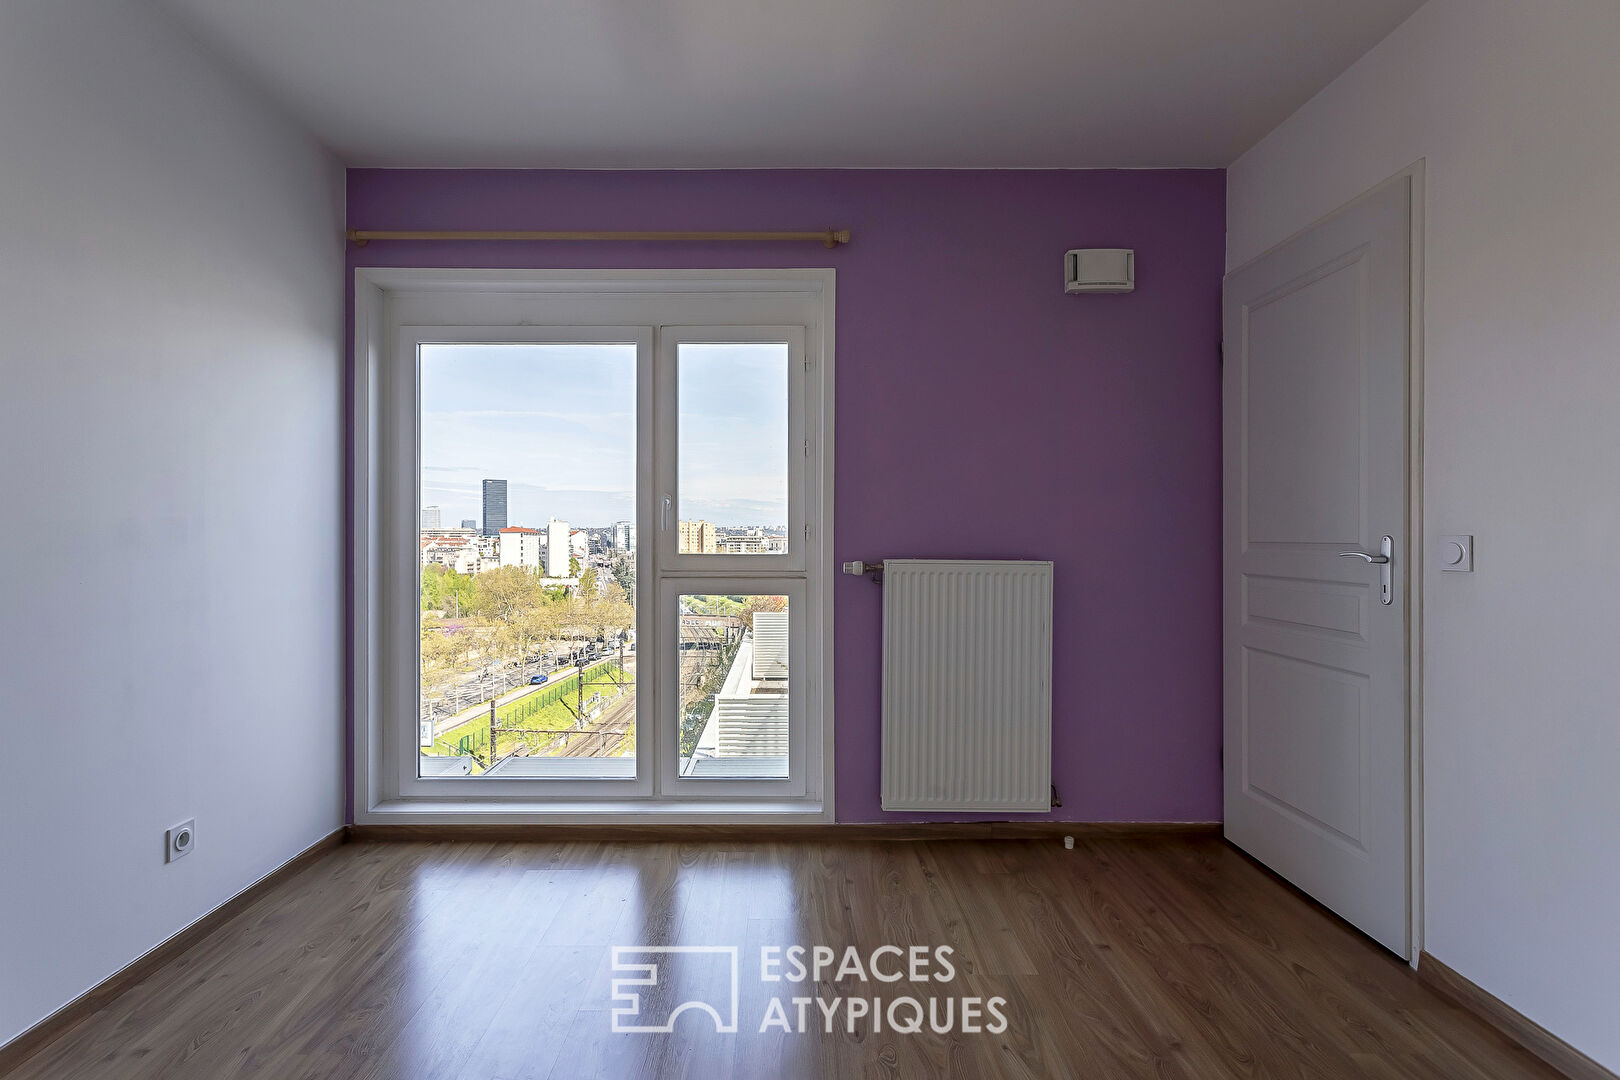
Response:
345,228,851,248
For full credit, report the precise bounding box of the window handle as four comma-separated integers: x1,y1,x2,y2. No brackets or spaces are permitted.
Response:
662,495,671,531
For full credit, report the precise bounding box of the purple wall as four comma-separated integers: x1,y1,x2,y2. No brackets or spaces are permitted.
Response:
347,168,1225,822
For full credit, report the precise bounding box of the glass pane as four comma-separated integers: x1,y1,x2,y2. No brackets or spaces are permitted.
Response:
678,595,790,779
418,343,637,779
676,342,789,555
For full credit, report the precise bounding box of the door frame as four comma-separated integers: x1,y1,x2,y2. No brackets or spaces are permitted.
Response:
349,267,837,824
1223,161,1426,964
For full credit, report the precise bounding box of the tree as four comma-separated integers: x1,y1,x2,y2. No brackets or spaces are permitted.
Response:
445,570,475,616
421,565,474,615
420,626,463,679
420,619,479,697
471,565,540,626
470,565,565,668
496,604,558,670
421,565,446,611
610,552,635,598
586,580,634,643
736,594,787,631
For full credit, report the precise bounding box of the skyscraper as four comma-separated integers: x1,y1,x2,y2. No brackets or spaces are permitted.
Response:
460,518,477,530
481,479,507,536
421,505,441,531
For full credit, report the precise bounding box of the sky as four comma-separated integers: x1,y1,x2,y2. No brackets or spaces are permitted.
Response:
420,341,788,530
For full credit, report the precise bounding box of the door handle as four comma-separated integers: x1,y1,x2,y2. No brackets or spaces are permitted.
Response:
1338,536,1394,605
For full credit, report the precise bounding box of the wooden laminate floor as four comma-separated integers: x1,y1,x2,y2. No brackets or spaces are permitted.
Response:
6,835,1558,1079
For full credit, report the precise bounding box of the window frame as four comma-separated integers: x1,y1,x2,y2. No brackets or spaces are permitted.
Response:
658,325,807,575
351,268,834,823
398,325,654,800
661,577,808,797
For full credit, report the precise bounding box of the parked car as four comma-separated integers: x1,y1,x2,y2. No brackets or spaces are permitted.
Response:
529,674,549,685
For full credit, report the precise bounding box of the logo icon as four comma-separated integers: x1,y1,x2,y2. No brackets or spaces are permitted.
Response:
610,946,740,1033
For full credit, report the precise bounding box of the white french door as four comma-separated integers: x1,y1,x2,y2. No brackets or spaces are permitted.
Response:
352,271,833,821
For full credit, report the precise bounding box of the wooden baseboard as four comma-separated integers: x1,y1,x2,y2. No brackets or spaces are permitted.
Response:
344,821,1221,843
0,827,346,1076
1417,951,1616,1080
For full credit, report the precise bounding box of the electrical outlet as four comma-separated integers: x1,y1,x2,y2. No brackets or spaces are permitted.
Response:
166,819,196,863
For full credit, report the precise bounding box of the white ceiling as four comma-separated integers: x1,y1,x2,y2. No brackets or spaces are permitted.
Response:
156,0,1423,169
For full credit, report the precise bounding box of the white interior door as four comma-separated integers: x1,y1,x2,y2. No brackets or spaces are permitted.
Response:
1223,177,1412,956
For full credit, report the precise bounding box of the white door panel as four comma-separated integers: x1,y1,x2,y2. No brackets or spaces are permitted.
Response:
1223,177,1411,956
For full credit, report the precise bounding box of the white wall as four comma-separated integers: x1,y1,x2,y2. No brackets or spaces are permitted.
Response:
0,0,344,1046
1228,0,1620,1069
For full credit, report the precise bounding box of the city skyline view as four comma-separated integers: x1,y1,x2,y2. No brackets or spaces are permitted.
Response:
420,341,789,531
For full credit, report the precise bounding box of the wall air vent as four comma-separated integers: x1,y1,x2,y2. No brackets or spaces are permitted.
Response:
1064,248,1135,294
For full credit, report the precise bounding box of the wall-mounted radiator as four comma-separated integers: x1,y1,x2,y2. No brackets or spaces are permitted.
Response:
873,559,1055,812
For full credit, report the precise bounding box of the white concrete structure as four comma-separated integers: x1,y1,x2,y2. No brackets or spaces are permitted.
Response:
687,627,790,766
544,518,570,577
498,526,542,570
418,754,474,777
613,520,634,552
420,505,441,531
750,611,789,680
1228,1,1620,1068
719,530,765,554
421,531,491,574
420,535,465,569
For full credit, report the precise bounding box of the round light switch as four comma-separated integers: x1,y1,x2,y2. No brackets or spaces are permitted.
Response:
1438,534,1473,572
